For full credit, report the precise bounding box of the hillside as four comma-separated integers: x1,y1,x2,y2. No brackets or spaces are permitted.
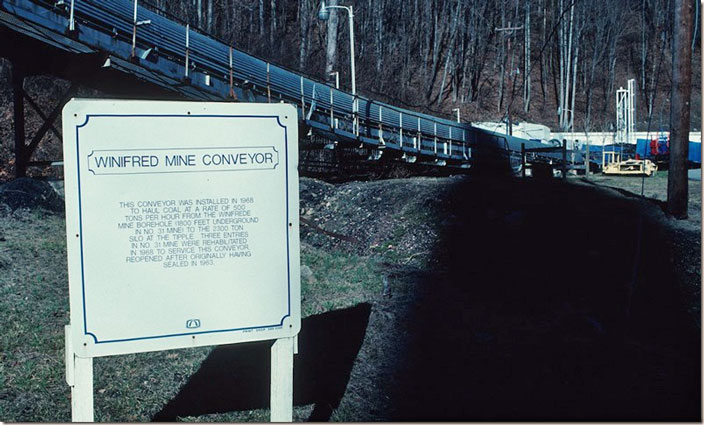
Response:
0,0,702,180
0,173,700,421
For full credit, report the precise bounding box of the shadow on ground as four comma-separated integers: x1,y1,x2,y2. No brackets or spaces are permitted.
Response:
152,303,371,422
388,177,700,421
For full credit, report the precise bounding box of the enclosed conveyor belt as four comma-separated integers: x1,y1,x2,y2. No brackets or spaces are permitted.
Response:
0,0,569,171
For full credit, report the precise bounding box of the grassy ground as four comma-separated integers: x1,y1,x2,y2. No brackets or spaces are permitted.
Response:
0,204,397,421
0,209,70,420
0,172,700,421
581,171,702,224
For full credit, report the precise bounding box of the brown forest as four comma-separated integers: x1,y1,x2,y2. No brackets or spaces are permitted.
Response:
136,0,702,133
0,0,702,173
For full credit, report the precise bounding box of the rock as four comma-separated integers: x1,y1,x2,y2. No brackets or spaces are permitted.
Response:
301,265,316,283
382,275,391,298
0,178,64,214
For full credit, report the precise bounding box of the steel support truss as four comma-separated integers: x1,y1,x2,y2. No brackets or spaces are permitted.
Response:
10,63,76,177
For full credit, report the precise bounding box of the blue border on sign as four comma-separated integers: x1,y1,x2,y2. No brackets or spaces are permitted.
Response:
75,114,292,344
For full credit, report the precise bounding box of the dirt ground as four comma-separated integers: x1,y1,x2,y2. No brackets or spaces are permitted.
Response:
384,174,700,420
0,172,700,421
284,172,701,421
583,171,701,227
302,172,701,421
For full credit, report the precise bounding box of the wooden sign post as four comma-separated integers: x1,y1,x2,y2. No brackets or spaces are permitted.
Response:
62,99,301,422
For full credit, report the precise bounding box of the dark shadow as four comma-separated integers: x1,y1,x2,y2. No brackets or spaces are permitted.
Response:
387,177,700,421
152,303,371,422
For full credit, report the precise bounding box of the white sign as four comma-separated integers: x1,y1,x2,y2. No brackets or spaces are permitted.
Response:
63,99,300,359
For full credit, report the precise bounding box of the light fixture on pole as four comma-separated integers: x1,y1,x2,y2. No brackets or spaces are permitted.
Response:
328,71,340,89
452,108,461,123
319,1,357,135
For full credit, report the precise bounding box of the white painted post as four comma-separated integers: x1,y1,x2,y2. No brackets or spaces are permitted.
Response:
399,112,403,149
67,322,93,422
449,126,453,156
267,62,272,102
71,356,94,422
300,76,305,119
463,129,468,159
65,325,74,387
131,0,138,58
185,25,190,78
69,0,75,31
270,337,294,422
330,89,334,128
434,122,438,154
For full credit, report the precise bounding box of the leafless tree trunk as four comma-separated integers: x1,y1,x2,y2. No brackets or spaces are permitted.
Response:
523,0,531,113
425,0,449,103
602,5,625,114
539,0,548,106
583,3,609,134
259,0,264,35
196,0,203,28
557,0,575,131
497,1,507,112
206,0,213,32
463,1,493,103
298,0,311,70
270,0,276,47
438,0,461,104
640,0,648,96
569,9,584,133
374,0,383,73
324,0,339,83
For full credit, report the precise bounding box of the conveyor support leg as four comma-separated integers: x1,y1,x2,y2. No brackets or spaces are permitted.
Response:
11,64,26,177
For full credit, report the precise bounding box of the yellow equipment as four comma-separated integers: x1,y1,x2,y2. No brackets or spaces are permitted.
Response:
602,159,658,177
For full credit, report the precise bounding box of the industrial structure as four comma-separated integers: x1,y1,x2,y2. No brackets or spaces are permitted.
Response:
0,0,570,178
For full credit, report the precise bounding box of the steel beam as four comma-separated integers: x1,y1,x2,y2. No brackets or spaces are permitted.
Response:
22,91,63,141
11,63,26,177
23,83,77,164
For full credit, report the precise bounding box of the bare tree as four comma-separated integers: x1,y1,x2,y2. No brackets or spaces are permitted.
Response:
298,0,312,70
556,0,574,131
206,0,213,32
136,0,685,136
523,0,531,113
324,0,339,81
258,0,264,35
636,0,672,122
438,0,461,105
270,0,277,47
582,2,610,133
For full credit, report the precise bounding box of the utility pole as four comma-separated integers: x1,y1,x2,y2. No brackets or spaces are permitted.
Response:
496,24,524,136
667,0,694,219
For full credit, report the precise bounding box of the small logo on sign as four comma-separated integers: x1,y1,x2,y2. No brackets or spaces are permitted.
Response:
186,319,201,329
